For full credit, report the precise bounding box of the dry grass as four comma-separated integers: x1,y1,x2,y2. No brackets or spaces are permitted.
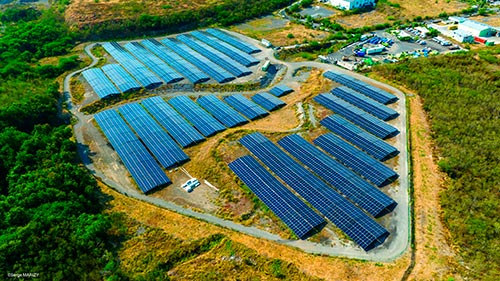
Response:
469,14,500,27
329,0,468,28
65,0,215,26
231,21,330,46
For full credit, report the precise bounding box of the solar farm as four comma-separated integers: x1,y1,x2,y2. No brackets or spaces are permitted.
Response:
80,29,263,100
80,30,408,257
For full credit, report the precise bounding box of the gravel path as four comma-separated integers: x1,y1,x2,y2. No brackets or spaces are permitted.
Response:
64,40,410,262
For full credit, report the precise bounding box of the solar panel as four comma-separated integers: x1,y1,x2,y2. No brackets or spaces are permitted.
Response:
141,97,205,148
314,93,399,139
239,132,390,251
190,31,259,67
176,34,252,78
123,42,184,84
229,156,327,239
331,87,399,121
161,38,235,84
269,85,294,97
81,68,120,99
323,71,398,104
321,115,399,161
140,38,210,84
251,92,286,111
102,42,163,89
278,134,397,218
205,28,261,54
169,96,226,137
101,64,142,93
94,110,171,193
223,94,269,120
314,133,399,187
197,95,248,128
118,103,189,169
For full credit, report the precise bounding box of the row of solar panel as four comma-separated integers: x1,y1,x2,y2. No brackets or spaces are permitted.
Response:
83,29,261,99
314,93,400,139
231,132,397,251
323,71,398,104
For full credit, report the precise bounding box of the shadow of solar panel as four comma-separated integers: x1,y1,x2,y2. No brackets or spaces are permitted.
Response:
331,87,399,121
101,64,142,93
190,31,259,67
321,115,400,161
94,110,171,193
124,42,184,84
118,103,189,169
239,132,389,251
169,96,226,137
278,134,397,218
102,42,163,89
269,85,294,97
251,92,286,111
323,71,398,104
141,97,205,148
314,93,399,139
177,34,252,78
81,68,120,99
140,39,210,84
197,95,248,128
205,28,261,54
229,156,327,239
314,133,399,187
161,38,235,84
223,94,269,120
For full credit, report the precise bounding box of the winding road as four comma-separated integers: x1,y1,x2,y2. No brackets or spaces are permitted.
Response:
63,39,410,262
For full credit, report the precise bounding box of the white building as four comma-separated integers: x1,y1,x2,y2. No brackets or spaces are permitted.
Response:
458,20,494,37
452,30,474,43
330,0,376,10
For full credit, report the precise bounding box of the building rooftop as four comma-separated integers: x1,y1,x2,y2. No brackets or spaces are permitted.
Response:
459,20,493,31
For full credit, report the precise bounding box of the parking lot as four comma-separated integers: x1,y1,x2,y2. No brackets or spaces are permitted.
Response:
326,29,455,66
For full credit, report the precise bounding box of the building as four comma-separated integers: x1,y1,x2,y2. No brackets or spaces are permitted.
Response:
452,30,474,43
458,20,494,37
329,0,375,10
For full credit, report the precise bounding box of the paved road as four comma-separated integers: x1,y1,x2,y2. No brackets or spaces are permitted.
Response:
64,40,410,262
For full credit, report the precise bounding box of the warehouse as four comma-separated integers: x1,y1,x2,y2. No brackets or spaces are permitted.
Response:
458,20,494,37
452,30,474,43
329,0,375,10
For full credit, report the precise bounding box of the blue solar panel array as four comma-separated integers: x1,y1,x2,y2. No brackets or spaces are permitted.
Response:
240,132,389,251
321,115,399,161
101,64,141,93
205,28,261,54
169,96,226,137
251,92,286,111
141,97,205,148
314,93,399,139
323,71,398,104
94,110,171,193
161,38,235,84
269,85,294,97
118,103,189,169
141,39,210,84
176,34,252,78
314,133,399,187
197,95,248,128
124,42,184,84
224,94,269,120
278,134,397,218
190,31,259,67
229,156,326,239
331,87,399,121
81,68,120,99
102,42,163,89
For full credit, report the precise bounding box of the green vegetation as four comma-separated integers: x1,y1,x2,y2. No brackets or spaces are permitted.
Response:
374,48,500,279
0,7,115,280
